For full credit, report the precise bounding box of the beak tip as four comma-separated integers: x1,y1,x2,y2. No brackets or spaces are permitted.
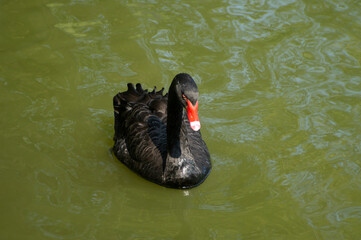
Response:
190,121,201,131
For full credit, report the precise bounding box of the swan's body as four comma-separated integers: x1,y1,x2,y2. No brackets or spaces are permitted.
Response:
113,73,211,189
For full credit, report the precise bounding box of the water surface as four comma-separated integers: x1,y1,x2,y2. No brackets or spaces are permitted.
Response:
1,0,361,239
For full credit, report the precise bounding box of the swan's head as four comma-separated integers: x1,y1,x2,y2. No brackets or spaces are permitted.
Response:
172,73,201,131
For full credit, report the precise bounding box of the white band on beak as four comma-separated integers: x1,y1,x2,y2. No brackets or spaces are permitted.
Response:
190,121,201,131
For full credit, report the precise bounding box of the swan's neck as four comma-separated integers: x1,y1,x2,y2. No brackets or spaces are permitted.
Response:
166,94,187,158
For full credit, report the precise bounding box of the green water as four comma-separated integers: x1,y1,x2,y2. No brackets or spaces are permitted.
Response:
1,0,361,239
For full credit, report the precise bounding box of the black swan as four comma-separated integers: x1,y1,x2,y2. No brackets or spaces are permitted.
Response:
113,73,211,189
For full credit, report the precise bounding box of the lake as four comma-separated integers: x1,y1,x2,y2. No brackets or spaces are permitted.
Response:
1,0,361,239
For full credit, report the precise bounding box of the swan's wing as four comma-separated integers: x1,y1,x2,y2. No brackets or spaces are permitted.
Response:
113,84,168,182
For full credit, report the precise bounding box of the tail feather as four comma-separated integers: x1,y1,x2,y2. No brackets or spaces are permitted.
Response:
157,88,164,96
113,83,168,140
136,83,147,94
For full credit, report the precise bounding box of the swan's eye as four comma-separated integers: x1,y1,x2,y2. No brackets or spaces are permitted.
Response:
182,94,187,100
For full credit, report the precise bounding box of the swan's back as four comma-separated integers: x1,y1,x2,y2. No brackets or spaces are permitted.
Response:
113,83,168,183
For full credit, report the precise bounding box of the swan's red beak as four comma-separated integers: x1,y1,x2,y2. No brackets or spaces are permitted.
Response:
185,98,201,131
